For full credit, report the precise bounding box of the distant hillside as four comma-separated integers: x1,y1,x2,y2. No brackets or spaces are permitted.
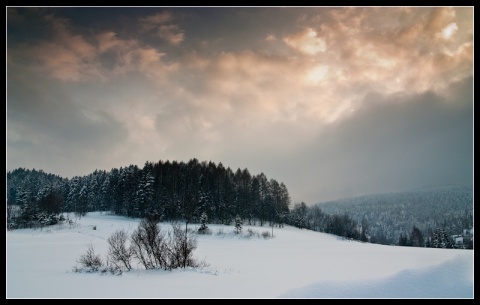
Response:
314,184,473,245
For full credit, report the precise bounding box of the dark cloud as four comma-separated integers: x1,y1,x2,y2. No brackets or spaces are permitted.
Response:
7,69,128,177
280,77,473,203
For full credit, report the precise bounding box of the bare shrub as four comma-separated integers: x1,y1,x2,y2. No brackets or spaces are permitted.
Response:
262,231,271,239
244,228,258,239
102,262,123,275
130,218,169,270
167,223,199,269
197,226,211,235
76,243,103,272
73,218,209,274
215,228,226,237
107,229,133,271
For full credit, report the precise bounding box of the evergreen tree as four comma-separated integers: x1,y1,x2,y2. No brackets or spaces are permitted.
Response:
135,170,156,218
399,232,410,246
257,173,269,226
99,176,111,213
76,184,88,218
410,225,424,247
198,212,209,234
441,227,453,248
7,158,293,232
18,189,39,228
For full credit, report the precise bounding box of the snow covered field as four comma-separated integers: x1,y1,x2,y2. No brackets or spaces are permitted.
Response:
6,212,473,299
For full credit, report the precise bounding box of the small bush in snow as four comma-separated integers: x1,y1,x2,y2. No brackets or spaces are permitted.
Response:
262,231,271,239
215,228,226,237
244,228,257,239
75,243,103,273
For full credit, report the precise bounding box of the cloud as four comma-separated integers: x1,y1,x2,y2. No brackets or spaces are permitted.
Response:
425,7,456,34
282,77,473,203
437,22,458,40
95,32,177,80
283,27,326,55
305,65,329,85
25,13,101,81
139,11,184,45
7,7,473,203
158,24,185,45
299,7,473,97
265,34,276,41
7,70,129,177
97,31,124,53
139,11,173,32
8,10,183,83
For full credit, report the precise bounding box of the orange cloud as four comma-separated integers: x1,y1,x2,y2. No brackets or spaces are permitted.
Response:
31,33,99,81
158,24,184,45
283,28,326,55
138,11,184,45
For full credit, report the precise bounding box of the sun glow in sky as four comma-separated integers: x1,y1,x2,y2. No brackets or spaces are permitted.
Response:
7,7,473,204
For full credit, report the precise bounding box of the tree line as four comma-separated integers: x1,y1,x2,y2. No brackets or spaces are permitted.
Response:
292,185,473,249
6,161,473,250
7,158,290,230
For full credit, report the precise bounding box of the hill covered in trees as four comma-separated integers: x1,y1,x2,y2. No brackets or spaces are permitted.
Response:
7,158,290,230
6,160,473,250
313,184,473,248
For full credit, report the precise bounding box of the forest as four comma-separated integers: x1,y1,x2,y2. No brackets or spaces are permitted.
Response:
314,185,473,248
6,159,473,249
7,158,290,229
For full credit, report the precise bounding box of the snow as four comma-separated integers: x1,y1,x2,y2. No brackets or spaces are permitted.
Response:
6,212,473,299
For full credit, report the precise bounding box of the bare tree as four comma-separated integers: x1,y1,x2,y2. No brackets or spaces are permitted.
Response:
167,222,199,269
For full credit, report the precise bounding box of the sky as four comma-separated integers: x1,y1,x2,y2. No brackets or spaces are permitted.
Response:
6,7,474,204
6,212,474,298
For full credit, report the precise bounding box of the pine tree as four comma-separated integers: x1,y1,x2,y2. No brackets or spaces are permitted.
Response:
441,227,452,248
410,225,424,247
432,226,441,248
198,212,209,234
399,232,410,246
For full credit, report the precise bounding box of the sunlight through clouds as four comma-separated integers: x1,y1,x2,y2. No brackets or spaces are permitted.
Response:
438,22,458,40
7,7,473,203
305,65,329,84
